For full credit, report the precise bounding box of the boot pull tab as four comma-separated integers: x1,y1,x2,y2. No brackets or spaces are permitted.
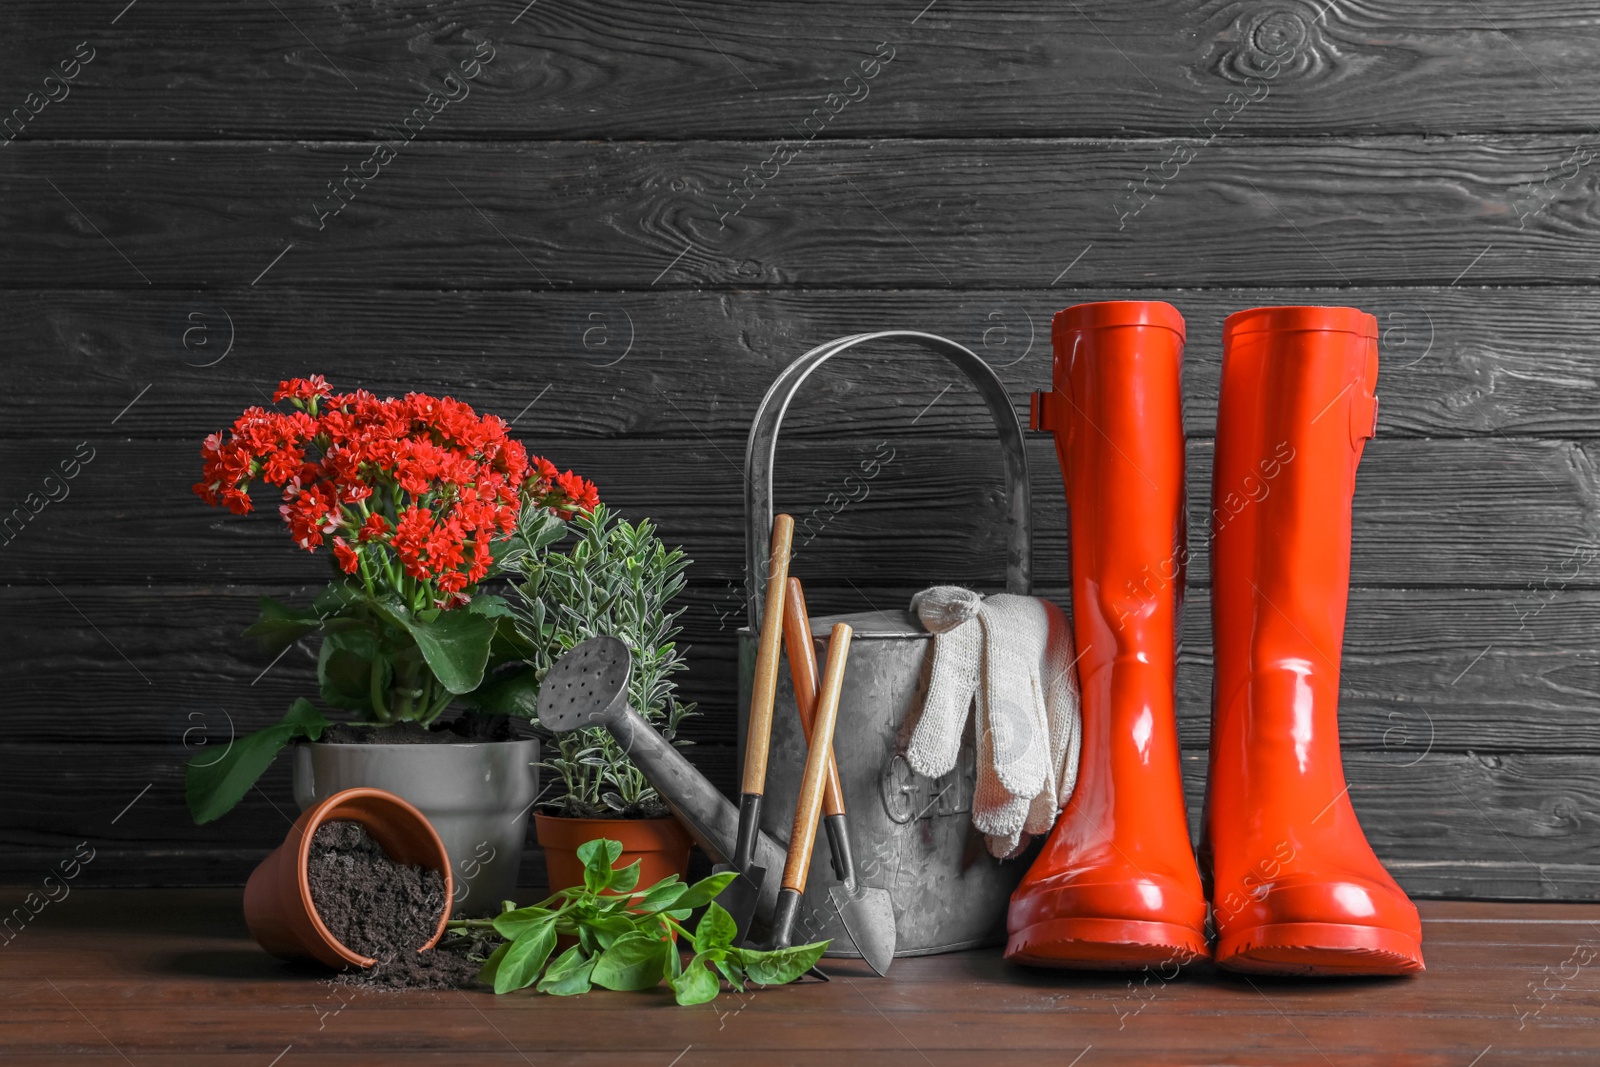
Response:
1349,345,1380,450
1030,389,1073,487
1349,387,1378,449
1029,390,1059,434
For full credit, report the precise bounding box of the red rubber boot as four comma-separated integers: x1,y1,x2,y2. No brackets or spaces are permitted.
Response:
1007,301,1209,969
1204,306,1424,976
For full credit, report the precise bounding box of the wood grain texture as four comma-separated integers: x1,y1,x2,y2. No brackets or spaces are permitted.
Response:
10,741,1600,898
3,286,1596,440
2,436,1593,589
0,893,1595,1062
0,584,1593,754
4,0,1595,899
8,2,1600,138
1,138,1596,289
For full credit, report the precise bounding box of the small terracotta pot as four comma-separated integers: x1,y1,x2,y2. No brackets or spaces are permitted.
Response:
535,814,692,896
243,787,453,968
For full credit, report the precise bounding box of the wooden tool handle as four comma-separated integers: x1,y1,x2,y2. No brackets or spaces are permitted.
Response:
782,623,852,894
782,577,846,817
742,513,794,795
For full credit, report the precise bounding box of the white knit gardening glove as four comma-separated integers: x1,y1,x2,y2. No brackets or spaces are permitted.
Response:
905,585,983,778
906,587,1082,859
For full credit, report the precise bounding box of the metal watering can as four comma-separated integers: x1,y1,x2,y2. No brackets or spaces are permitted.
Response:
738,331,1033,957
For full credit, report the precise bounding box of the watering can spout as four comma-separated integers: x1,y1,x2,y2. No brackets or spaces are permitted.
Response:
536,636,787,926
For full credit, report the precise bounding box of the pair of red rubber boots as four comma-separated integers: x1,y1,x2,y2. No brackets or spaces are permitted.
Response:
1007,302,1423,976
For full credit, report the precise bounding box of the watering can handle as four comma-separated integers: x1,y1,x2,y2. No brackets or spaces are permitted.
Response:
744,330,1032,630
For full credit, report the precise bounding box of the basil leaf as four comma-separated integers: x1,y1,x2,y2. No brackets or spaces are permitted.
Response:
591,932,669,992
673,871,738,910
585,914,638,951
475,941,511,989
670,955,721,1006
632,877,687,914
578,839,624,892
737,940,830,986
492,906,555,941
495,922,558,994
693,902,738,954
609,859,643,895
537,945,596,996
714,953,746,993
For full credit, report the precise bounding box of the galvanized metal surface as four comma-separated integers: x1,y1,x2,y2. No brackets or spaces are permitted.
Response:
537,636,788,927
741,617,1027,956
743,331,1032,631
739,333,1034,957
291,739,538,919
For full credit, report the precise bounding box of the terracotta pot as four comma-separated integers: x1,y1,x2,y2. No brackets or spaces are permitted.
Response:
243,787,453,968
293,738,537,918
534,814,692,896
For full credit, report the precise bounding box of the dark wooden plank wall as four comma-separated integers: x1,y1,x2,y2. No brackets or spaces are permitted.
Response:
2,1,1597,900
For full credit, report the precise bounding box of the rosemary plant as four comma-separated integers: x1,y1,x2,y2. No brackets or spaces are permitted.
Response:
498,503,696,818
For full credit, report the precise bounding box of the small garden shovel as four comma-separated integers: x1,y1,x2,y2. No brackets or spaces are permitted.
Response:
712,513,794,939
783,578,897,976
761,621,852,966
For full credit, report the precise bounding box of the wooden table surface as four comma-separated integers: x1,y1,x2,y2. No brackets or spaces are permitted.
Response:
1,890,1596,1065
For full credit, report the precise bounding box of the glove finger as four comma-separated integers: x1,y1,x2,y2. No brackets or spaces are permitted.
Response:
1023,784,1058,837
977,601,1050,796
971,709,1031,836
906,616,980,779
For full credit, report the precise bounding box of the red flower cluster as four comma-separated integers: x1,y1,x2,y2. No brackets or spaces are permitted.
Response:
194,377,599,604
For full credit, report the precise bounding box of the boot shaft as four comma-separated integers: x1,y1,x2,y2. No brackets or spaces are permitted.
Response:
1211,306,1379,716
1038,301,1188,702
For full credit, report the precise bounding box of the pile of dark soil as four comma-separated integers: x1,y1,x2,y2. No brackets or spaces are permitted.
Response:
308,820,487,991
318,715,520,745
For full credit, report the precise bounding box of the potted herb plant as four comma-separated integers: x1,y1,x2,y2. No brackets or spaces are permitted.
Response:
187,376,599,914
492,503,698,893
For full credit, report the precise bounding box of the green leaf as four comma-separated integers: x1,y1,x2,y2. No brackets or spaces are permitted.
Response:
397,607,497,695
578,839,624,893
609,859,642,895
462,664,542,718
491,906,555,941
738,940,830,987
693,902,738,955
673,871,738,911
317,628,384,711
242,596,324,655
584,914,638,951
537,945,596,996
468,594,514,619
670,955,721,1006
184,699,329,824
495,922,558,994
632,877,687,914
713,953,746,993
476,941,511,988
590,932,669,992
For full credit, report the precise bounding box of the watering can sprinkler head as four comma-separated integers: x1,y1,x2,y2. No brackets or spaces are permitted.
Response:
536,635,633,733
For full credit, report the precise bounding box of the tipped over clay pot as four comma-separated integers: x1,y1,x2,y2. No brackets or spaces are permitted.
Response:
243,787,453,968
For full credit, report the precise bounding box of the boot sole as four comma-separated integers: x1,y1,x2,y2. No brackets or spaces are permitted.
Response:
1006,918,1210,970
1216,921,1424,976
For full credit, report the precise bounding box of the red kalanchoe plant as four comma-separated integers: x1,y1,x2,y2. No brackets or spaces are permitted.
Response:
185,377,598,824
193,375,597,609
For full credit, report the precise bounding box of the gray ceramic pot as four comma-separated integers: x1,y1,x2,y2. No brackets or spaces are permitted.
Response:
292,738,538,918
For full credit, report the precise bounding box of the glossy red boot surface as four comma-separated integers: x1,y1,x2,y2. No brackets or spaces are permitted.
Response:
1009,301,1209,969
1204,306,1424,976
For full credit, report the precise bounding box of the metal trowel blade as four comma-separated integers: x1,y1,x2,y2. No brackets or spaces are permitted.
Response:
830,881,897,977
